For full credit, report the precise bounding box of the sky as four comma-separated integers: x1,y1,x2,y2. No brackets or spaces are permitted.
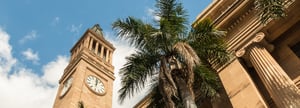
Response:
0,0,211,108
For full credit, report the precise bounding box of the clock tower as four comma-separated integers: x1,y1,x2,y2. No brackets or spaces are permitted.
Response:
53,24,115,108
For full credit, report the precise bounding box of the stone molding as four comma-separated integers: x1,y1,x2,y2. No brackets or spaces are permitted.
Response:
235,32,265,57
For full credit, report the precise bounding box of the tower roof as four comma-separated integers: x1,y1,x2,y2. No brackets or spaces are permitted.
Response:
91,24,103,31
69,24,115,54
90,24,104,37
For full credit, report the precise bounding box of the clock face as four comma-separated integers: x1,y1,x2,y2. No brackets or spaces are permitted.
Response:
60,77,73,97
86,75,105,95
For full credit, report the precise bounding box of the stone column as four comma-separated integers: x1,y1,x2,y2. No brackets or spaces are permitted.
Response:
106,50,109,62
109,50,113,64
89,38,93,50
95,42,99,54
85,36,90,48
236,32,300,108
100,46,104,59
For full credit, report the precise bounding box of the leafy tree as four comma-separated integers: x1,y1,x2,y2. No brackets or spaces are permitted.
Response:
112,0,228,107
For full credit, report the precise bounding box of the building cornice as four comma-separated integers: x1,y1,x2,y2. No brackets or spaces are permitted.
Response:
70,29,115,54
194,0,297,72
193,0,240,27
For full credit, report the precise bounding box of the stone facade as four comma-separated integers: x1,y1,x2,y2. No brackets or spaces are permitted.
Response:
193,0,300,107
53,24,115,108
135,0,300,107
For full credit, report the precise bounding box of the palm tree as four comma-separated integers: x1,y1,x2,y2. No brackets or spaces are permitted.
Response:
145,18,229,108
255,0,286,24
112,0,228,107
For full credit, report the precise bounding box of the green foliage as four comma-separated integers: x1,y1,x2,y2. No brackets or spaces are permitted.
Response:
146,86,168,108
255,0,286,24
112,0,230,106
194,65,221,99
189,18,229,65
113,17,156,49
155,0,188,35
118,50,160,103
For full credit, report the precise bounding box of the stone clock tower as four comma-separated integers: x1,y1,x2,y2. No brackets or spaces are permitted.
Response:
53,24,115,108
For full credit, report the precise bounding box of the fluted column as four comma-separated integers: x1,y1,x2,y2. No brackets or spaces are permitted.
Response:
100,46,104,59
84,36,89,48
95,42,99,54
109,50,113,64
236,32,300,108
106,50,109,62
89,38,94,50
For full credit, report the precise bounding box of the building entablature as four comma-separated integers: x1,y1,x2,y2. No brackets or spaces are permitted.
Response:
193,0,300,107
194,0,298,54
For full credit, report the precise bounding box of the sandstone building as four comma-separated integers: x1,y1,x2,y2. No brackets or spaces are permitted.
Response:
135,0,300,107
53,24,115,108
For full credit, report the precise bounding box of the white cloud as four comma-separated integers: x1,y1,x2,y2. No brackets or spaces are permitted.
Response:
0,27,68,108
19,30,37,44
0,27,148,108
42,55,69,86
105,34,151,108
51,17,60,26
0,68,57,108
0,28,17,73
22,48,40,64
110,39,136,108
70,24,83,35
146,8,161,21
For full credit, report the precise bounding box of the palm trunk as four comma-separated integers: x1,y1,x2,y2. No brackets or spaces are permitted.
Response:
174,75,197,108
159,73,176,108
159,57,177,108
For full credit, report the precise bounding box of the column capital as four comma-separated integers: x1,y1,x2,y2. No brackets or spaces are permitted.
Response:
235,32,273,58
235,49,245,57
252,32,265,43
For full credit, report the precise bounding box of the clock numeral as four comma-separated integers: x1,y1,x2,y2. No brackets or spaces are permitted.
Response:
87,77,92,81
86,75,105,95
60,77,73,97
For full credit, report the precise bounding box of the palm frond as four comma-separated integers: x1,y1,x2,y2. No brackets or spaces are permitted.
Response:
112,17,157,49
147,85,167,108
156,0,188,35
255,0,286,24
194,65,221,100
173,42,200,68
189,18,213,38
189,18,229,65
118,50,160,103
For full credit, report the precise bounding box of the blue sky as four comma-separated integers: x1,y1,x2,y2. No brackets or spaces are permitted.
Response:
0,0,211,107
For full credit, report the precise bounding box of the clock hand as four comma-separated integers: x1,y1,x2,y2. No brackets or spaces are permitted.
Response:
95,79,98,86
